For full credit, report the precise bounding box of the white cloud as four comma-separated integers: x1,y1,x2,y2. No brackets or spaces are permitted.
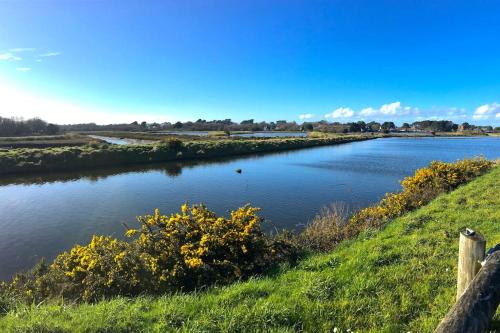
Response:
325,107,354,119
379,101,401,115
0,53,21,61
299,113,314,120
359,107,377,116
0,80,175,124
16,67,31,72
8,48,36,52
39,52,60,57
473,103,500,120
357,102,418,119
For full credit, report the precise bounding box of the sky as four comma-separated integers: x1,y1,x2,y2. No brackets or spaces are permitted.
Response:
0,0,499,125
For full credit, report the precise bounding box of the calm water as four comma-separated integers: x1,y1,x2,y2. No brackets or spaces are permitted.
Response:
0,137,498,280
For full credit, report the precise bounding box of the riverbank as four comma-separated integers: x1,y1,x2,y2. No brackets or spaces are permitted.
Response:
0,135,374,175
1,165,498,332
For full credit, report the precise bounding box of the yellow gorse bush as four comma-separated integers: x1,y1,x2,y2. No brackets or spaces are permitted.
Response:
2,203,295,303
47,235,146,301
130,204,271,291
349,157,493,230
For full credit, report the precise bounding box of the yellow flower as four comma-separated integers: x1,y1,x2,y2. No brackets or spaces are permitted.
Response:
125,229,137,237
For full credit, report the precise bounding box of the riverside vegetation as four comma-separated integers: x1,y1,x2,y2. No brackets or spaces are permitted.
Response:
0,135,374,175
0,158,495,332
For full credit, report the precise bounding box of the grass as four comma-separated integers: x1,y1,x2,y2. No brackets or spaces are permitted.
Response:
0,134,102,148
1,166,498,332
0,135,373,175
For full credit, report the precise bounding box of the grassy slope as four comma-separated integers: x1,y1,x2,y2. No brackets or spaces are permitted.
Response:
1,167,499,333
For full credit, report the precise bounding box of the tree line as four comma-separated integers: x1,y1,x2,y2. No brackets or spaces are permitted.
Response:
1,116,498,136
0,117,60,137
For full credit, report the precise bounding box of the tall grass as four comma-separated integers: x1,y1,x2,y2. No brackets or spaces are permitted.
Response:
298,202,351,252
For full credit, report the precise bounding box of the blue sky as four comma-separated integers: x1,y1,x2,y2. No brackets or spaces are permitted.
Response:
0,0,499,125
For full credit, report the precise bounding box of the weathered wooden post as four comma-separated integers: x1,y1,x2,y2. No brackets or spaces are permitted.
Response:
434,251,500,333
457,228,485,300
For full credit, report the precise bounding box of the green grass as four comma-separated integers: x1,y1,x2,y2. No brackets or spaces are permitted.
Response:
1,167,498,332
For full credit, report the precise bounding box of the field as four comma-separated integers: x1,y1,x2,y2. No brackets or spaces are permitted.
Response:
1,165,498,332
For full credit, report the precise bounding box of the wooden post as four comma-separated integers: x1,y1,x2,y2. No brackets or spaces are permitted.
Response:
435,251,500,333
457,228,485,300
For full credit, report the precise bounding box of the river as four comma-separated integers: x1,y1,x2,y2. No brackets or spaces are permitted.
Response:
0,137,498,280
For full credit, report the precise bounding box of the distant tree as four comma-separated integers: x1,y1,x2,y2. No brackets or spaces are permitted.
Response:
140,121,147,128
46,123,59,135
367,121,381,132
401,123,410,131
302,123,314,131
381,122,396,131
357,121,366,132
173,121,183,129
461,122,471,130
240,119,254,125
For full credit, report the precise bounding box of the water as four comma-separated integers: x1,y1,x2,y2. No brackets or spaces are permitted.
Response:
87,135,154,145
0,137,498,280
232,132,307,138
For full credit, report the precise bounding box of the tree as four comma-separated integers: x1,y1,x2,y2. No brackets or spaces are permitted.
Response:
401,123,410,131
381,122,396,131
46,123,59,135
367,121,381,132
302,123,314,131
357,121,366,132
173,121,183,129
461,122,471,130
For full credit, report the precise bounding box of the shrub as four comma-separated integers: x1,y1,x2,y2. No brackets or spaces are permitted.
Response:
47,236,148,302
162,137,183,150
298,203,350,252
3,204,297,303
131,204,281,291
